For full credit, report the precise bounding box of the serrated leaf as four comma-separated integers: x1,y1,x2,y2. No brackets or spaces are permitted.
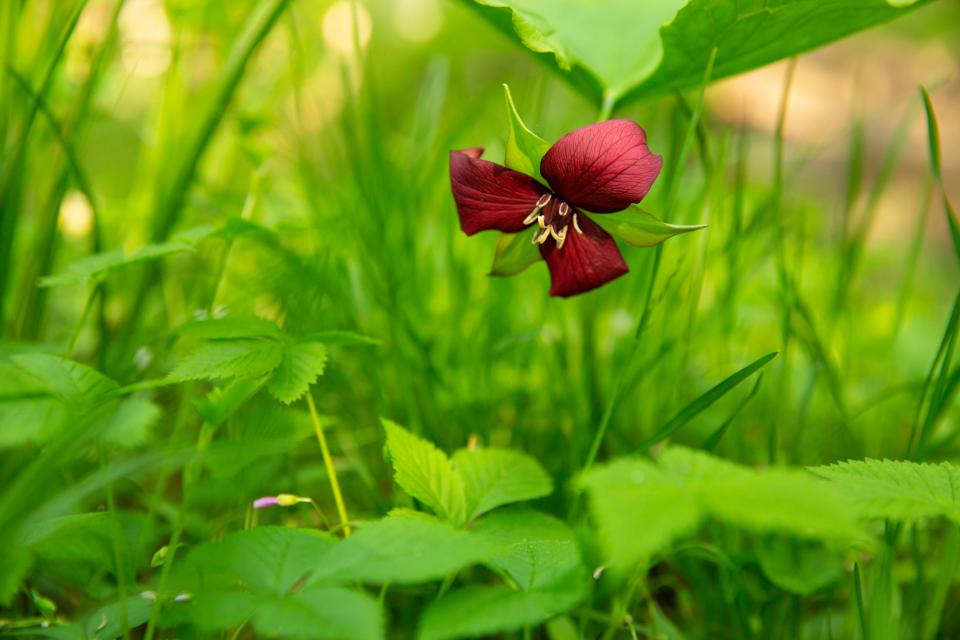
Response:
267,341,327,404
502,84,550,181
314,511,499,585
811,459,960,524
418,579,585,640
177,316,283,340
580,447,864,569
383,420,467,524
189,526,336,596
451,448,553,521
579,458,700,569
489,231,541,277
588,207,705,249
191,586,382,640
473,507,583,590
167,339,283,383
252,587,382,640
661,448,863,543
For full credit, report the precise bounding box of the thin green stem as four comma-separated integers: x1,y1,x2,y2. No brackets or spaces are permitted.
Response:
64,285,96,358
596,91,616,121
306,391,351,536
102,448,131,640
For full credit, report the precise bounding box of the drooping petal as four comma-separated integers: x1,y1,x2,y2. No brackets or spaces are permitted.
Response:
450,148,549,235
540,120,663,213
539,214,628,297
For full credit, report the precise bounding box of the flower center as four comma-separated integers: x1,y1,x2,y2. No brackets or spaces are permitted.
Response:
522,194,584,249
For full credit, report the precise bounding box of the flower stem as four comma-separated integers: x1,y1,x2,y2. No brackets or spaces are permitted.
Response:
306,391,351,536
596,90,616,121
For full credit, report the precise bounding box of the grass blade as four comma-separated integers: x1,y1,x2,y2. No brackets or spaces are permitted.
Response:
639,352,778,450
920,86,960,264
701,373,765,452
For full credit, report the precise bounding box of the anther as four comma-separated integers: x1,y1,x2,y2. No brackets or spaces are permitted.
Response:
531,227,551,244
556,226,568,249
572,213,584,235
558,202,569,217
523,194,552,226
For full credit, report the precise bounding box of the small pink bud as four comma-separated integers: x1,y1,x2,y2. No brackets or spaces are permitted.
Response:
253,496,280,509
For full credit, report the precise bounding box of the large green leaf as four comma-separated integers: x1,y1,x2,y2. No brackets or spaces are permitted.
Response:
418,579,585,640
463,0,930,107
472,507,584,590
452,448,553,521
191,586,382,640
313,511,500,585
188,526,336,596
580,447,864,569
383,420,467,524
579,458,700,568
661,448,863,542
186,528,379,640
812,459,960,524
419,510,587,639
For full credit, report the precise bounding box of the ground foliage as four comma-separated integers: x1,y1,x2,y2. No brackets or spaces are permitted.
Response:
1,0,959,638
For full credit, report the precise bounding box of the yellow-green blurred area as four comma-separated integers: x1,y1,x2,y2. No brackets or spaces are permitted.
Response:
4,1,960,637
3,0,960,476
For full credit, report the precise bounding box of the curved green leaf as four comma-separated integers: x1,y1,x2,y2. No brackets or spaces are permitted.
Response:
452,449,553,521
489,231,541,277
464,0,930,107
588,207,705,249
383,420,467,524
503,84,551,181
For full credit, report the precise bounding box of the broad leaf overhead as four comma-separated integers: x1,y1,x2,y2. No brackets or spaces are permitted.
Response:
464,0,931,107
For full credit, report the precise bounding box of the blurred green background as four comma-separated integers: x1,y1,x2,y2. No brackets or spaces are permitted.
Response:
2,0,959,560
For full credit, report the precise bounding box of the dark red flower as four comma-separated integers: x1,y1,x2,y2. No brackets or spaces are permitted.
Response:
449,120,663,297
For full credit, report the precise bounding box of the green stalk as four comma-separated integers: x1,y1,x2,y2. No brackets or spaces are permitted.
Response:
769,58,797,463
578,48,717,479
117,0,291,363
306,391,351,536
16,0,126,339
0,0,87,328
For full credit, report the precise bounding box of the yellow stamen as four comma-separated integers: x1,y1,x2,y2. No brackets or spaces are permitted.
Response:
572,213,584,235
556,226,568,249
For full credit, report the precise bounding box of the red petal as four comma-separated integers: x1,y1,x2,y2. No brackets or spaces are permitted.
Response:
540,120,663,213
539,214,628,297
449,149,548,235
